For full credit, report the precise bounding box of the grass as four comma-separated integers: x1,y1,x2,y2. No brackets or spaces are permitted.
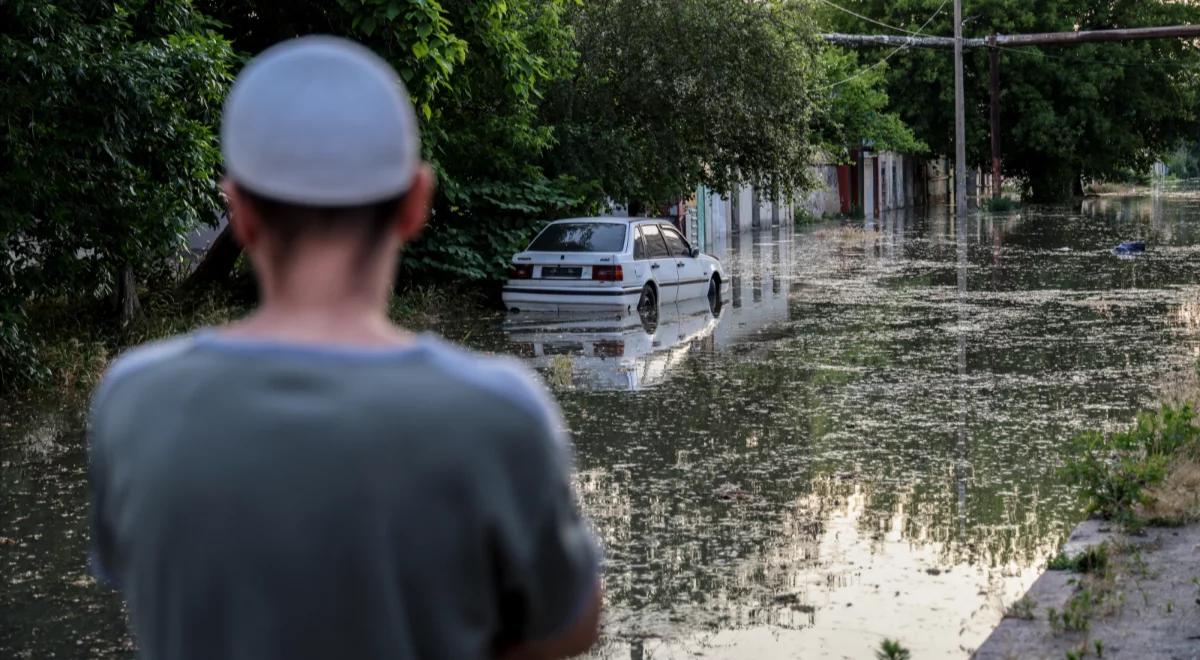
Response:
813,225,876,244
20,289,246,396
1037,535,1163,649
875,639,911,660
1086,182,1137,196
1141,454,1200,524
1047,544,1109,574
548,354,574,388
1004,595,1037,620
1047,588,1098,633
10,282,476,400
1062,404,1200,529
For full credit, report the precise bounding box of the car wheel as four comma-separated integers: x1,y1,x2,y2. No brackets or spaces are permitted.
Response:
637,283,658,316
707,277,721,308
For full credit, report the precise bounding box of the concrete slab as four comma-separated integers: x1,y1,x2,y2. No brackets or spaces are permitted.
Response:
975,522,1200,660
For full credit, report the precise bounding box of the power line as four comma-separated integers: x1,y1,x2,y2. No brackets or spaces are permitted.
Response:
814,0,942,39
819,0,951,90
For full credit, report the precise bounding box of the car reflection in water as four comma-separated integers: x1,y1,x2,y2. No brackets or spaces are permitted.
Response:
504,296,722,391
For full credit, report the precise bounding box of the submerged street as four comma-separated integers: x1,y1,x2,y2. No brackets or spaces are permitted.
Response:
6,192,1200,658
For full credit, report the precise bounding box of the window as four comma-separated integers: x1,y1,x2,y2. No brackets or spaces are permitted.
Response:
528,223,627,252
634,230,647,260
661,226,691,257
640,225,671,258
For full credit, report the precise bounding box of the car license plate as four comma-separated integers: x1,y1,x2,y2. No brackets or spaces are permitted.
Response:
541,266,582,279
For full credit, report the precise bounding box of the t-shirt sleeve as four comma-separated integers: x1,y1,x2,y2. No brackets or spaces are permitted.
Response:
491,368,601,644
82,335,193,588
87,387,118,587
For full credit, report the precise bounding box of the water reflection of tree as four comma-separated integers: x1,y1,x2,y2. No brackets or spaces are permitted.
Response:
566,338,1081,640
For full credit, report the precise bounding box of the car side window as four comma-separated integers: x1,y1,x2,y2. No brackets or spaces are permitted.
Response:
661,226,690,257
641,225,671,259
634,228,648,260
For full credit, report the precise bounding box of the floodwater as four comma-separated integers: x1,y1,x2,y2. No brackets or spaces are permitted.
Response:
5,192,1200,658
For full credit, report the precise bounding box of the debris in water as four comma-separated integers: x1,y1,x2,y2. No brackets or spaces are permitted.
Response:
713,483,751,501
1113,241,1147,255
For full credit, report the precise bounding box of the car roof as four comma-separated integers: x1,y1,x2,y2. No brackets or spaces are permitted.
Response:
545,216,672,226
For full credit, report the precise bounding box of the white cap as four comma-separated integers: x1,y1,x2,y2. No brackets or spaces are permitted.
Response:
221,36,420,206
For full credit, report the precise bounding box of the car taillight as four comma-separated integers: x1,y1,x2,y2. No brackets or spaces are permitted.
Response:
509,264,533,279
593,340,624,357
592,265,623,281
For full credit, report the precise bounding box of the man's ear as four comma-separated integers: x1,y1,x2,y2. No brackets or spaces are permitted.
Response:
222,179,261,249
394,164,434,244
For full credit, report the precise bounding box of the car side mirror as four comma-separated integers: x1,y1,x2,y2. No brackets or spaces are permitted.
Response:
689,246,701,258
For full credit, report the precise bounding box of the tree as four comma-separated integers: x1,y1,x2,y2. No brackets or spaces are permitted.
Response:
818,0,1200,202
812,47,926,158
1164,139,1200,179
1,0,233,383
541,0,826,207
199,0,588,282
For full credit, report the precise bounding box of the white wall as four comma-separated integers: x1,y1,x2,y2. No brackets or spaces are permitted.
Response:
737,185,754,232
800,164,841,218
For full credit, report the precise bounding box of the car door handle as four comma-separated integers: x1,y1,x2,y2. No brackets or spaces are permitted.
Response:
676,262,684,267
651,263,661,269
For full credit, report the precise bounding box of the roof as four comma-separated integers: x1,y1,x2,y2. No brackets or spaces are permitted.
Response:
546,216,672,225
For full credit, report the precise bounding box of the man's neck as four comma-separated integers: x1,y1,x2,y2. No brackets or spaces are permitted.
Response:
221,239,411,347
225,302,411,348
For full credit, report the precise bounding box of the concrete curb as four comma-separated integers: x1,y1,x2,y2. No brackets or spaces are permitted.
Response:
974,520,1200,660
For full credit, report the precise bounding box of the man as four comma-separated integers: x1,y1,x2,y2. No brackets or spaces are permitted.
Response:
88,36,601,660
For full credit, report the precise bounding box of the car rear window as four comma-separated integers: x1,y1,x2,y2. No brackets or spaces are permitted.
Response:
528,223,627,252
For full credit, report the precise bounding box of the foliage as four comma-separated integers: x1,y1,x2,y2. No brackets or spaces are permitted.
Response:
813,48,926,157
9,282,475,399
1063,405,1200,525
1164,140,1200,179
819,0,1200,202
1,0,234,386
200,0,591,283
542,0,826,207
1047,544,1109,574
875,639,912,660
981,196,1022,213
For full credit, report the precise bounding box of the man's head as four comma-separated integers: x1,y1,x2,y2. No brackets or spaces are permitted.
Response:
220,37,432,289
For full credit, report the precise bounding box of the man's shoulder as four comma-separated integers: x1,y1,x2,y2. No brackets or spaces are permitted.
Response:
92,334,200,411
417,338,557,427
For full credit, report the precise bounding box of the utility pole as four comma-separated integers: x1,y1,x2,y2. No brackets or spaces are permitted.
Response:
989,38,1001,199
953,0,967,217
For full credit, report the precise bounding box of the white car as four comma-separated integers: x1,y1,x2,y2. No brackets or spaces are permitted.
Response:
501,217,726,313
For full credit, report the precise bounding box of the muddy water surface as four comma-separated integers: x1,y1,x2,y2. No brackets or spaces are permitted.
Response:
5,194,1200,658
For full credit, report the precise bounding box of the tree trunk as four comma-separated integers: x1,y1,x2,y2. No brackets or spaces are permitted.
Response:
183,222,242,290
115,264,142,327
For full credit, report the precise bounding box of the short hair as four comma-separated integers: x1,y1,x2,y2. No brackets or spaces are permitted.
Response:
237,184,406,260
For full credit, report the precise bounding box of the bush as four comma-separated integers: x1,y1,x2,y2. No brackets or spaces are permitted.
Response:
1047,544,1109,574
1,0,234,388
981,196,1021,213
1063,405,1200,525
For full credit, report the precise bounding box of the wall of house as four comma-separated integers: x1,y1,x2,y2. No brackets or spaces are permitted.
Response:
800,164,842,219
691,151,928,250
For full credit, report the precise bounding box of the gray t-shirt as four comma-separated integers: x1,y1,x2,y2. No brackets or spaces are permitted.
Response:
88,331,600,660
